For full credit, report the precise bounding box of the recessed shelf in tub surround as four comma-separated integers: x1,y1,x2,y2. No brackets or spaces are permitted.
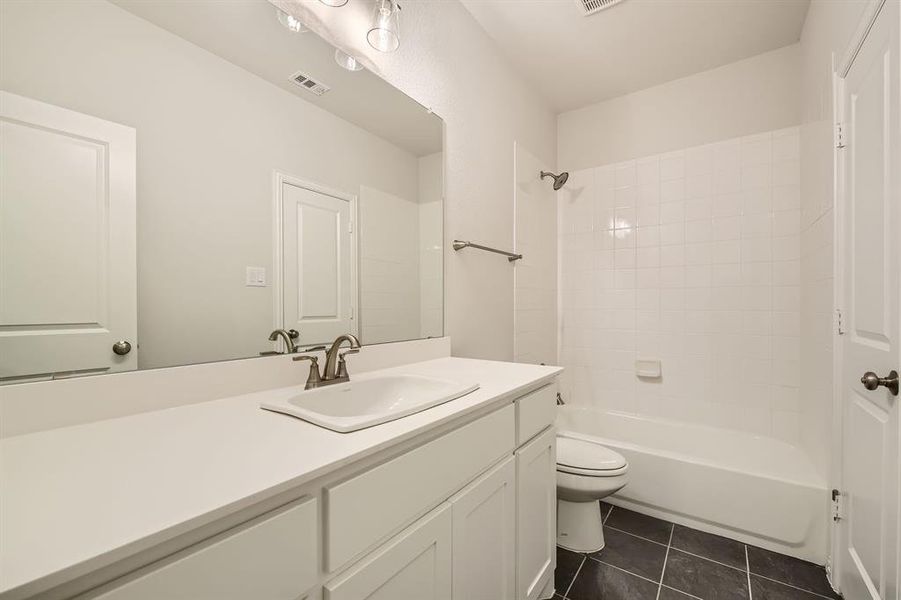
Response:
0,354,561,599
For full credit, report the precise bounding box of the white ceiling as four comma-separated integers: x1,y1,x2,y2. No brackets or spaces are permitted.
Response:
112,0,442,156
460,0,810,112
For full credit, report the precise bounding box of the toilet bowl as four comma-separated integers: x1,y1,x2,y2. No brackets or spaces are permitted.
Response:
556,433,629,553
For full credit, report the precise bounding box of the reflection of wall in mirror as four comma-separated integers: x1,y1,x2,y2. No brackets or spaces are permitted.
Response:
0,0,440,370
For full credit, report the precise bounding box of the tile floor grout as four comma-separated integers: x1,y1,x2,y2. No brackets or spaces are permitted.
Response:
590,556,661,586
750,573,842,600
563,555,586,599
655,523,675,600
745,544,753,600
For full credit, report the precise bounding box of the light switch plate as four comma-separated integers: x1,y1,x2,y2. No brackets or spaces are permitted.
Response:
245,266,266,287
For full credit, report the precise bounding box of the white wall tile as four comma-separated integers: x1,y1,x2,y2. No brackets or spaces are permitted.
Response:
558,127,802,442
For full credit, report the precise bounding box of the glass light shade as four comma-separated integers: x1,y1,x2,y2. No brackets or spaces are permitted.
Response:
367,0,400,52
276,8,308,33
335,49,364,72
319,0,349,6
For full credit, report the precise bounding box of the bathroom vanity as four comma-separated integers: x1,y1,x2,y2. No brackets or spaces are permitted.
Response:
0,357,561,600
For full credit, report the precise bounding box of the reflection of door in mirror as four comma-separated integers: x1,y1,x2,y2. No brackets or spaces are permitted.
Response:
0,92,137,382
276,175,357,346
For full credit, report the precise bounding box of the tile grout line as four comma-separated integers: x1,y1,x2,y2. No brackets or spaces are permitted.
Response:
563,555,586,599
603,524,671,548
667,546,749,573
656,523,675,600
661,584,704,600
589,556,663,587
745,545,753,600
750,573,841,600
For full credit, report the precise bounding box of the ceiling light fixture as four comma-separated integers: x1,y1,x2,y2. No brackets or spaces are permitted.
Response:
276,8,308,33
319,0,349,7
367,0,400,53
334,49,364,71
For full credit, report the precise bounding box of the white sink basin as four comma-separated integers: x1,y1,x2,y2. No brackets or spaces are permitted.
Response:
260,375,479,432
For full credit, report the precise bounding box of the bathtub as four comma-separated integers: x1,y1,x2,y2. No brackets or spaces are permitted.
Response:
557,406,829,563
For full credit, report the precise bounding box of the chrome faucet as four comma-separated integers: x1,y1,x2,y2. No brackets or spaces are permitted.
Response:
293,333,361,389
268,329,299,353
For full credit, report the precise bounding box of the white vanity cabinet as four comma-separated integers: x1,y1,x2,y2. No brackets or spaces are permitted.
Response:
52,380,558,600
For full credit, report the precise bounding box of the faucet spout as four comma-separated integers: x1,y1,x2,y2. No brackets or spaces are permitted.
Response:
268,329,298,354
324,334,361,380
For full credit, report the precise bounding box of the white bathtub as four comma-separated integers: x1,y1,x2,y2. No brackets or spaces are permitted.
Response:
557,406,829,563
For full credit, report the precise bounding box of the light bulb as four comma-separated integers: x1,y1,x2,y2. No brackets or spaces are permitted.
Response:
319,0,349,7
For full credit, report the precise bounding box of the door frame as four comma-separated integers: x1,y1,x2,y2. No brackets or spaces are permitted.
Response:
271,170,359,349
830,0,895,590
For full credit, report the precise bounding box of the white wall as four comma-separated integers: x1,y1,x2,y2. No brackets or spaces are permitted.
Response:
514,143,557,365
558,44,802,171
558,127,802,441
272,0,557,361
0,0,424,369
419,153,444,339
798,0,870,479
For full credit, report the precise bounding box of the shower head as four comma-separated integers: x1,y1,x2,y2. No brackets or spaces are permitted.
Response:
540,170,569,191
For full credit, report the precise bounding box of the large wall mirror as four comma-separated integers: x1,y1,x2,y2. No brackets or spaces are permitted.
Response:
0,0,444,382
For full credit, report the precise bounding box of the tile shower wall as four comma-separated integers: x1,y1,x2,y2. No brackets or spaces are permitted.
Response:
559,127,802,441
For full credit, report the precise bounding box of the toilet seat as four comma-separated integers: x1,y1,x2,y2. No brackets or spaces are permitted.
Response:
556,436,628,477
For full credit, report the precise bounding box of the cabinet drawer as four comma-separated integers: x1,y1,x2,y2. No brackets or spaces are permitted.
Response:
515,383,556,446
90,497,318,600
326,405,514,571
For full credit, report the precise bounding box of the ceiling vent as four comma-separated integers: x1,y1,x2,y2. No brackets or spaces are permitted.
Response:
574,0,626,16
289,71,330,96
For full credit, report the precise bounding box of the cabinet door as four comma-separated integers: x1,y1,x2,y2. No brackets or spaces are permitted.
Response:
325,504,452,600
515,427,556,600
451,456,516,600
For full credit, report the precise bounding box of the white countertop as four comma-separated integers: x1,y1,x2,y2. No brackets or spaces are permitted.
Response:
0,357,561,598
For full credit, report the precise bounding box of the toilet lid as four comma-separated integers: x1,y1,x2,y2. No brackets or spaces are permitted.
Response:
556,437,627,472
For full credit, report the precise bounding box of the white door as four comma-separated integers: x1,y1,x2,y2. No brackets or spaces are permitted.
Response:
0,91,136,380
279,177,355,346
450,456,517,600
324,504,452,600
837,1,900,598
515,427,556,600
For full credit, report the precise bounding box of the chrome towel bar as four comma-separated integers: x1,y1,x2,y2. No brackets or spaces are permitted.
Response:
452,240,522,262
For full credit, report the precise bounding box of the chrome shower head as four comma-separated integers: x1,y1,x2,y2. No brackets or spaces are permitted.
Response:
540,170,569,191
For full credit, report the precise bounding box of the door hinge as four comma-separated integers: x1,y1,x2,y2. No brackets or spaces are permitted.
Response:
832,489,844,521
835,309,845,335
348,220,353,233
835,123,846,149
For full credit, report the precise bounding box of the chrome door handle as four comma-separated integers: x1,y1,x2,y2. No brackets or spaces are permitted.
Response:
112,340,132,356
861,370,899,396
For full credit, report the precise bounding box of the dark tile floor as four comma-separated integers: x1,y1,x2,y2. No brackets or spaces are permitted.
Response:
554,503,840,600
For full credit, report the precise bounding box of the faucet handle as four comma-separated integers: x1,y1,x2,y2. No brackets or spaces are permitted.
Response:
292,355,322,389
292,354,319,363
336,349,359,379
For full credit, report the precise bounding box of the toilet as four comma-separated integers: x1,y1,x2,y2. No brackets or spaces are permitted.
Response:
556,434,629,553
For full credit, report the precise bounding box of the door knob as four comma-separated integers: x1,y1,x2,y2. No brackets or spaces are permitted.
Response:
860,370,899,396
112,340,132,356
